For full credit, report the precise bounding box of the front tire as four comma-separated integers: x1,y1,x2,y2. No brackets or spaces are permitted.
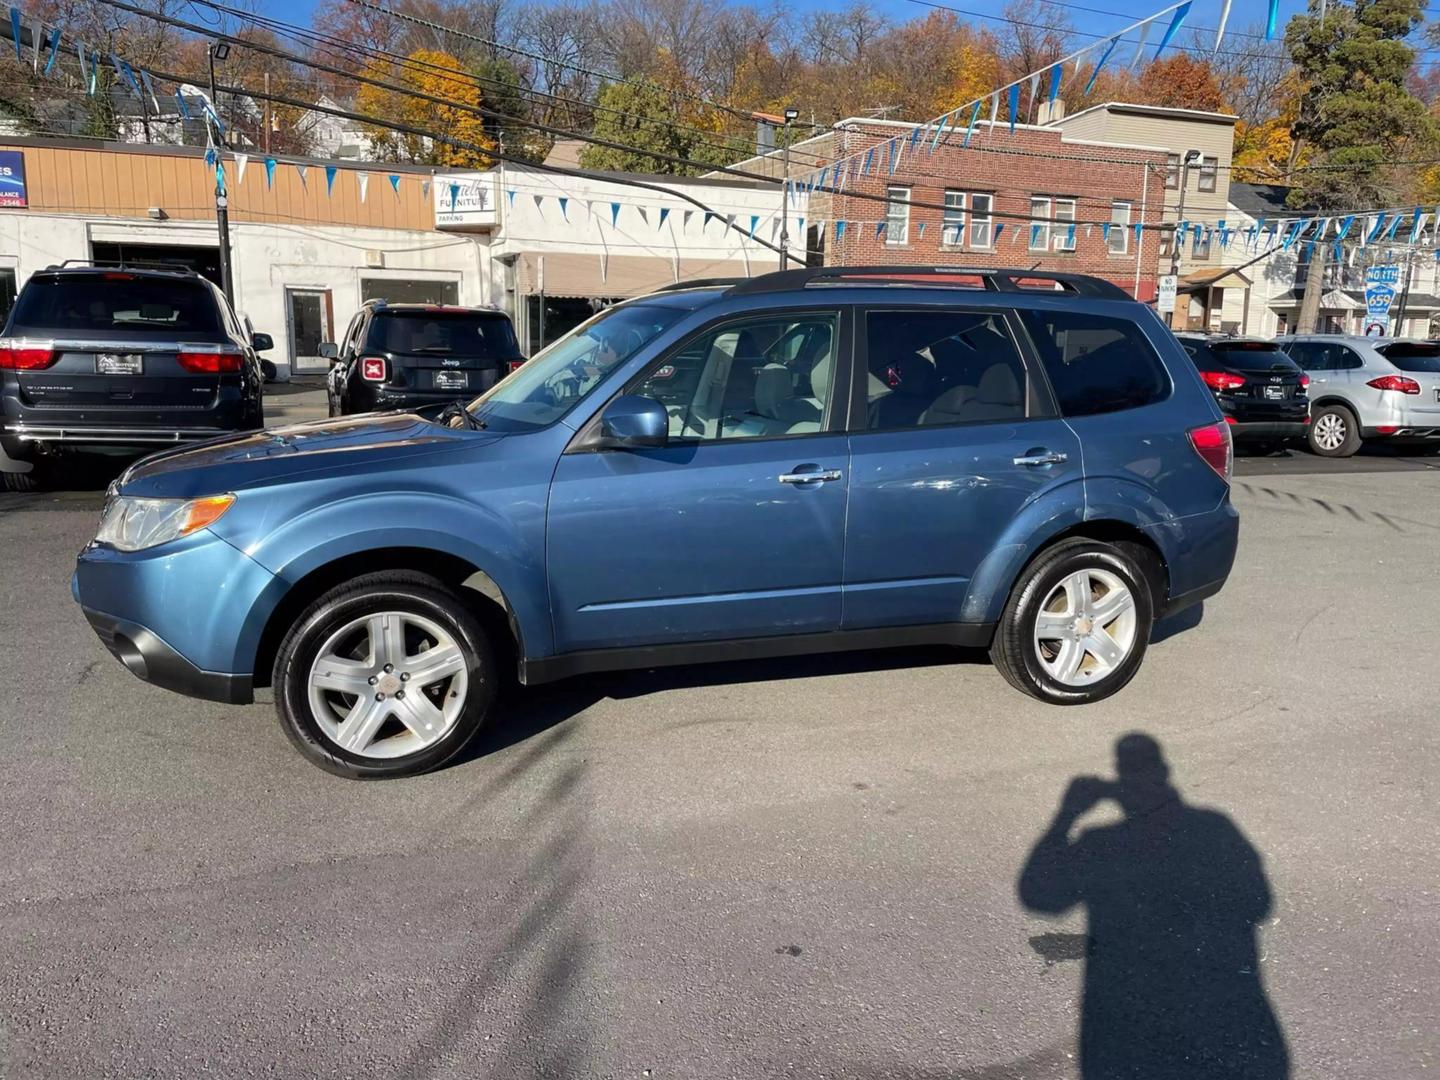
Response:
273,572,496,778
990,540,1155,705
1308,404,1361,457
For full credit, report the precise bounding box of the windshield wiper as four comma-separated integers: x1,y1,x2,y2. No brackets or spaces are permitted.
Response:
436,400,486,430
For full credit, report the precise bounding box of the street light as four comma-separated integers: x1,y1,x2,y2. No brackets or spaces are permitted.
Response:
207,40,236,306
779,107,800,270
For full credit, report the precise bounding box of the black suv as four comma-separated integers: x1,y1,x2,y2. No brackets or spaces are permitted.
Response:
0,263,271,490
324,301,525,416
1174,333,1309,447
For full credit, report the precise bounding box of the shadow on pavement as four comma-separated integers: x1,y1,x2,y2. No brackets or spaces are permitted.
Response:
1018,733,1288,1079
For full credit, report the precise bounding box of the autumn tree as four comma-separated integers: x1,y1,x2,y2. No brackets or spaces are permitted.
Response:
1136,54,1226,111
355,48,496,167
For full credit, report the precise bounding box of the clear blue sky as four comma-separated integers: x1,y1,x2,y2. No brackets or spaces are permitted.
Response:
247,0,1429,65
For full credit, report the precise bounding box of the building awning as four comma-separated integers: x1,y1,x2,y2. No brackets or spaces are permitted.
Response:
515,252,759,298
1270,289,1440,312
1180,268,1251,290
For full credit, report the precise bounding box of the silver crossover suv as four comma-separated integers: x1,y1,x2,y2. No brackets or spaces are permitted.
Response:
1275,335,1440,456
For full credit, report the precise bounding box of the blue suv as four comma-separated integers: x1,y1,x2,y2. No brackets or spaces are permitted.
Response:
73,267,1239,778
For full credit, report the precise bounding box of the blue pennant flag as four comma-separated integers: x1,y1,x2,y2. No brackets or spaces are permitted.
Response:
204,146,217,168
749,214,759,238
505,189,515,207
876,221,887,238
325,165,337,197
1030,223,1042,248
1384,213,1403,241
558,196,568,220
703,211,716,231
1086,36,1121,95
887,140,898,176
43,26,61,75
658,207,669,228
862,148,875,175
995,222,1006,242
929,113,950,154
9,9,21,62
1155,1,1192,60
264,158,276,188
917,221,927,239
1335,215,1354,241
1048,64,1062,105
388,174,400,195
908,125,924,154
1367,214,1387,244
111,55,142,100
1410,208,1424,243
1102,223,1111,244
835,220,846,240
1007,84,1020,133
610,202,621,227
963,100,982,149
215,163,226,196
448,182,460,210
1265,0,1279,39
1133,221,1143,245
817,167,828,189
175,89,191,120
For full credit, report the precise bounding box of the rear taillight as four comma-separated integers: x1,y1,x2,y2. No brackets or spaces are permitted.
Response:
1199,370,1246,392
360,356,387,381
1188,421,1233,482
0,340,57,370
1298,374,1310,389
1367,374,1421,395
177,350,243,373
506,359,526,374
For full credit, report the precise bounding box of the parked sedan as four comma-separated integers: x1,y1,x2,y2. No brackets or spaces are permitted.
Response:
1174,334,1309,449
324,302,525,416
1275,335,1440,456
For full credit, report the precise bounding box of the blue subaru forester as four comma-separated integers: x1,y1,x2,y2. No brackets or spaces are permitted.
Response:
74,267,1239,778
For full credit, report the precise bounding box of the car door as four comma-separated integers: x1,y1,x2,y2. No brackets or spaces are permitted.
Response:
841,305,1083,630
546,308,852,652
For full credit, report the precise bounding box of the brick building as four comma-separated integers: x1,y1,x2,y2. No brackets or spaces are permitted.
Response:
730,116,1170,300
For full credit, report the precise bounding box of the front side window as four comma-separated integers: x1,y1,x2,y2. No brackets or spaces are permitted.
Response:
1109,201,1131,255
1019,310,1170,417
629,313,838,442
942,190,966,248
863,309,1027,430
886,186,910,245
469,298,692,431
971,193,994,249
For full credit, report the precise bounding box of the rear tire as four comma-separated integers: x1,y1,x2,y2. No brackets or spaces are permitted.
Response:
990,539,1155,705
272,571,496,779
1307,404,1361,458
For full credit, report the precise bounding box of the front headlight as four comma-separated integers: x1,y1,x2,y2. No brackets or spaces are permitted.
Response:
95,494,235,552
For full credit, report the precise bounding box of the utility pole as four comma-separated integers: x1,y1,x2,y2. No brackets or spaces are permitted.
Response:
1166,149,1202,329
778,108,798,270
208,41,236,306
263,71,271,154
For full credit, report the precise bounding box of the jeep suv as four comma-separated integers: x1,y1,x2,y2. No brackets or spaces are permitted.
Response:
72,267,1239,779
323,301,524,416
0,263,270,490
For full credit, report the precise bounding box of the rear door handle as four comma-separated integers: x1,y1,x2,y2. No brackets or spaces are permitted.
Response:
1013,450,1069,467
779,468,843,484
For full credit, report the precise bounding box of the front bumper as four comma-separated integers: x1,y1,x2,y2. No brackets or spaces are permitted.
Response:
82,606,254,704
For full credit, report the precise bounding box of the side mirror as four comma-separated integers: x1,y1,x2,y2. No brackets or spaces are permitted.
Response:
599,395,668,450
251,332,274,352
317,341,339,359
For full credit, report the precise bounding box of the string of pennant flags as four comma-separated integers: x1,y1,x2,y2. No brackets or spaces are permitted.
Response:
787,0,1282,199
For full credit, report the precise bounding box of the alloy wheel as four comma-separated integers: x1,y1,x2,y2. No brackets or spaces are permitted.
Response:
1313,412,1347,452
1032,568,1139,687
306,610,469,759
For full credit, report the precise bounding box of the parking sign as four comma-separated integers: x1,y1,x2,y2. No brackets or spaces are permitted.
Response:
1158,275,1177,313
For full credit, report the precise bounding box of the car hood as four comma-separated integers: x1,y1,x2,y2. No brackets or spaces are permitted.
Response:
118,412,497,498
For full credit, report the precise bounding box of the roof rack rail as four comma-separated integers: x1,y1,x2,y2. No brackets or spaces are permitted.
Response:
47,258,201,275
725,266,1132,301
654,278,750,293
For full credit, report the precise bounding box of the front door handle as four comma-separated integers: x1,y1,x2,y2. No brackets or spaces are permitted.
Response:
1013,450,1069,467
779,467,843,484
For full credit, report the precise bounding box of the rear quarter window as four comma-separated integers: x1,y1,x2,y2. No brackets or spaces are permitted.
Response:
367,311,519,359
11,276,221,334
1020,310,1170,417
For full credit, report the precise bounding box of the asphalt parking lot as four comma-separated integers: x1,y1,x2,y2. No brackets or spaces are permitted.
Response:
1,386,1437,1077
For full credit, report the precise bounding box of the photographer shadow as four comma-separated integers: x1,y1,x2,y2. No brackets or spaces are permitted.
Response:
1019,733,1288,1079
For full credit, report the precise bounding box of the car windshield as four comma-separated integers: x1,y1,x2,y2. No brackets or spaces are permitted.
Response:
11,275,221,333
368,310,519,358
1377,341,1440,372
466,298,695,432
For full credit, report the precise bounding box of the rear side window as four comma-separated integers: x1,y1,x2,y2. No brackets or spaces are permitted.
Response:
863,309,1028,430
11,275,221,333
1377,341,1440,372
1020,310,1169,417
367,311,519,359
